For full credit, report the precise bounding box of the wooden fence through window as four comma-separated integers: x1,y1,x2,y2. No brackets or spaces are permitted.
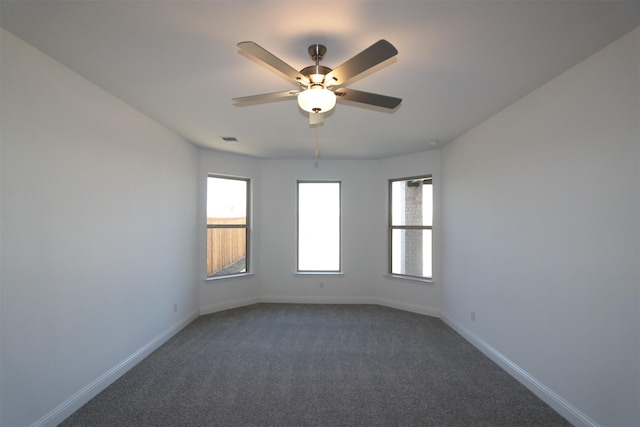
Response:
207,217,246,276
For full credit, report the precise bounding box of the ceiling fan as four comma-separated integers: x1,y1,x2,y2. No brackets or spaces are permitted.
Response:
232,40,402,124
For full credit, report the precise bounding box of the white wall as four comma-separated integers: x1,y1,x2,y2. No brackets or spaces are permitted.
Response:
199,153,441,314
0,29,200,426
376,150,442,316
197,152,442,312
258,159,382,303
197,149,261,314
252,156,440,314
440,28,639,426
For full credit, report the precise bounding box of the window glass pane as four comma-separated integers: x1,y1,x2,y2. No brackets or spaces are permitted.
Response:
423,182,433,227
391,179,431,226
207,228,247,276
206,176,249,278
207,177,247,224
298,182,340,271
391,229,432,278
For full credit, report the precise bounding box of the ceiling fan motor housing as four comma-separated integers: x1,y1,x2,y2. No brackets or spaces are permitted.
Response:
299,44,335,89
299,65,333,85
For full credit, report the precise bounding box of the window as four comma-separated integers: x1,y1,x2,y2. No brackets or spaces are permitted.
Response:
389,176,432,280
206,175,250,278
297,181,341,272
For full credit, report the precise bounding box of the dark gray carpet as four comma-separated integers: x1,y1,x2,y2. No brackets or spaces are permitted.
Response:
60,304,571,426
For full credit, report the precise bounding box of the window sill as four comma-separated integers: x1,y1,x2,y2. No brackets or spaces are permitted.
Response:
295,271,344,277
385,274,433,284
205,272,254,282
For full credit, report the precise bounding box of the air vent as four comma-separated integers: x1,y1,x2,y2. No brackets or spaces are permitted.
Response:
221,136,239,143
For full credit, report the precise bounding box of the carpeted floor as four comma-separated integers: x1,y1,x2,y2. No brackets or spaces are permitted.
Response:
60,304,571,426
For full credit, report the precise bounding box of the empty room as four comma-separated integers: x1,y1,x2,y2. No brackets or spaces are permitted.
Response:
1,1,639,426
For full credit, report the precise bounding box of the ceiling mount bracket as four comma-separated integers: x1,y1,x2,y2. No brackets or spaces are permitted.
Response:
308,44,327,63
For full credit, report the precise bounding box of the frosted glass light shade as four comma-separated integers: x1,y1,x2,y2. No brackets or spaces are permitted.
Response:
297,86,336,113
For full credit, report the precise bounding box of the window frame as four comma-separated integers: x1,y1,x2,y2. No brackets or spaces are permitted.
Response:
296,180,342,274
206,174,251,279
388,175,433,281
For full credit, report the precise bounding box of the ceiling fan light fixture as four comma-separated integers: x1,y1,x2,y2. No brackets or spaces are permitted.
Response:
309,73,325,84
297,85,336,113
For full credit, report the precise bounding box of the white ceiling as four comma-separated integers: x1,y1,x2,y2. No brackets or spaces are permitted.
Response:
2,1,638,159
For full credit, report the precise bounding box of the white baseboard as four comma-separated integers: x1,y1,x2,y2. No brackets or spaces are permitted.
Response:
258,295,378,305
31,310,200,427
199,296,261,315
36,295,433,426
439,312,598,427
375,297,440,317
201,295,439,317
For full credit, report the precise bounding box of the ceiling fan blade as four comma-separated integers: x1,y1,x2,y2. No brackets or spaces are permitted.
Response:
238,41,308,84
232,90,300,104
325,40,398,87
309,112,325,125
334,88,402,109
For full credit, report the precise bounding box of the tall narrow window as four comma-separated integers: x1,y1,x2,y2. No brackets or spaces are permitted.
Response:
206,175,249,278
389,176,432,280
297,181,341,272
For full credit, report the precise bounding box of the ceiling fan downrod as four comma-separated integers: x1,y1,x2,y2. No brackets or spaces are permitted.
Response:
308,44,327,64
300,44,333,90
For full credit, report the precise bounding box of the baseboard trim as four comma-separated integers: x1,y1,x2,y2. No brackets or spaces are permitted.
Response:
375,297,439,317
34,301,520,427
31,310,200,427
200,295,439,317
199,296,261,315
439,312,598,427
258,295,378,305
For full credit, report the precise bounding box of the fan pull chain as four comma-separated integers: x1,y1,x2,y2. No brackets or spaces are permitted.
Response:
314,130,321,167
